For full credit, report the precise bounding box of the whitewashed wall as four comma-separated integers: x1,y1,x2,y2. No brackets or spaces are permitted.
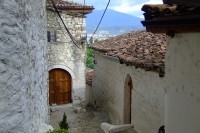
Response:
47,10,86,103
0,0,48,133
92,51,165,133
165,33,200,133
85,84,93,106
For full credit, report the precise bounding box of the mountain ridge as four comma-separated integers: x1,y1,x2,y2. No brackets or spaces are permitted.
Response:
86,9,144,35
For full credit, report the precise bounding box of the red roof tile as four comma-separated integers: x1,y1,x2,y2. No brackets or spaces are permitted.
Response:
90,30,166,76
86,70,93,86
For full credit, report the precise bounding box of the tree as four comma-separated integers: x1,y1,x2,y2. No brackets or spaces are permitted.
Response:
86,45,94,69
89,37,93,44
94,39,99,43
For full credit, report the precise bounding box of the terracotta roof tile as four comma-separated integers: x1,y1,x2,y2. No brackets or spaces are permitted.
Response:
46,0,93,9
86,70,93,86
90,30,166,76
142,4,200,20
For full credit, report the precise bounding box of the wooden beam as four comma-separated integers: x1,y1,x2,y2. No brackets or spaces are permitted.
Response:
141,16,200,27
146,25,200,33
164,0,200,6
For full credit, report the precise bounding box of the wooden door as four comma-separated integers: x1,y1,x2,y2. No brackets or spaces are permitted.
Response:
49,69,72,105
124,74,133,124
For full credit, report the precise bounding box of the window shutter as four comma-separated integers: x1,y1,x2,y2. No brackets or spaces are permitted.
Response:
47,31,51,42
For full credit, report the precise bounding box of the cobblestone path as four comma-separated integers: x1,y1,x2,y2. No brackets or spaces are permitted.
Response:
68,106,111,133
50,105,135,133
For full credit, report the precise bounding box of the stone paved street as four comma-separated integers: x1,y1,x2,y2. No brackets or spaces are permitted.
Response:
50,104,111,133
50,104,136,133
68,106,111,133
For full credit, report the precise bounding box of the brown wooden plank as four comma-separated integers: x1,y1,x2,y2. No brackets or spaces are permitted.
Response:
62,69,71,103
57,69,63,105
49,70,56,105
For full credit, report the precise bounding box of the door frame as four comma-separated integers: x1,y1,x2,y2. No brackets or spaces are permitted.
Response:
48,65,75,105
48,65,75,80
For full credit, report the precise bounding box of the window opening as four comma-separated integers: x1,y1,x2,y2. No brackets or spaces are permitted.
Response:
47,31,56,42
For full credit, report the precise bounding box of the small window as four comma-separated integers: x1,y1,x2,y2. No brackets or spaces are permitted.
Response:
47,31,56,42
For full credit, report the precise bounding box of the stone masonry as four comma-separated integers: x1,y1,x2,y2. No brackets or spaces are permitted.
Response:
0,0,49,133
47,9,86,105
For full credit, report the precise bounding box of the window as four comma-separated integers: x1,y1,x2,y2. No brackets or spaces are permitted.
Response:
47,31,56,42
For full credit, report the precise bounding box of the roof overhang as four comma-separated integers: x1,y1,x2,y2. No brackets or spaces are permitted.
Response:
141,15,200,34
141,4,200,35
164,0,200,7
57,7,94,15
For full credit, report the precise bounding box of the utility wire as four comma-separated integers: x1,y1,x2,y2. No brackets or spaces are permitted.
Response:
87,0,111,44
50,0,81,49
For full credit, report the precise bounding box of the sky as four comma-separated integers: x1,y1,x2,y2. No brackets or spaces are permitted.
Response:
72,0,163,18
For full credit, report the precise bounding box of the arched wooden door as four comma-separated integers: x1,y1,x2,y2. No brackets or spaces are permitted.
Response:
49,69,72,105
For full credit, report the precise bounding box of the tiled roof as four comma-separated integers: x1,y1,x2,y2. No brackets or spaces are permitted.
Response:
142,4,200,20
90,30,166,76
46,0,94,9
163,0,200,7
86,70,93,86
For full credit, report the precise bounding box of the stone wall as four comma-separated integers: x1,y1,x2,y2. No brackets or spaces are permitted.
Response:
165,33,200,133
47,9,86,103
0,0,48,133
91,51,165,133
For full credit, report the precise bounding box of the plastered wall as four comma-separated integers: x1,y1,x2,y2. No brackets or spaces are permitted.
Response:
0,0,48,133
91,51,165,133
165,33,200,133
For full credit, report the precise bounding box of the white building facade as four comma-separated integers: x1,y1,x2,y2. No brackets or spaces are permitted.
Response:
88,31,166,133
165,33,200,133
141,3,200,133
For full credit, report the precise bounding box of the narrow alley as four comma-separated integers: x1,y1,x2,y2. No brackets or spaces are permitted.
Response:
50,104,110,133
50,104,135,133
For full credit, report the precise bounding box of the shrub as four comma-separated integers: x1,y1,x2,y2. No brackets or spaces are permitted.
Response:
46,129,69,133
59,113,69,130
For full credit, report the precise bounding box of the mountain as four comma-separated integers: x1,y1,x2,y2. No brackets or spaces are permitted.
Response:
86,9,144,35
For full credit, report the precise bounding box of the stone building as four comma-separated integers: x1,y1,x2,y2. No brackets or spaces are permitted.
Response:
0,0,48,133
87,30,166,133
46,0,94,106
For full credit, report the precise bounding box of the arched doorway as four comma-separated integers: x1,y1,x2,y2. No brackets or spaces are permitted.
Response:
49,68,72,105
124,74,133,124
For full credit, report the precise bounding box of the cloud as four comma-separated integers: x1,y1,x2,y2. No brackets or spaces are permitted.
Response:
73,0,163,18
110,0,163,18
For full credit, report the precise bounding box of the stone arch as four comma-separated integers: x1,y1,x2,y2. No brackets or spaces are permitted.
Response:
124,74,133,124
48,65,75,79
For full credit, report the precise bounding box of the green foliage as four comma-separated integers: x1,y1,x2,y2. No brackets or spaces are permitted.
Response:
94,39,99,43
86,45,94,69
59,113,69,130
46,129,69,133
89,37,93,44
